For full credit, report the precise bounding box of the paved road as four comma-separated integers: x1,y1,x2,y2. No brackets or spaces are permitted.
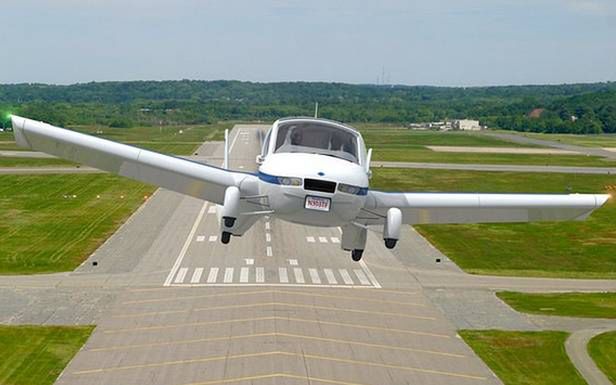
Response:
486,132,616,160
371,161,616,174
566,329,613,385
0,124,614,385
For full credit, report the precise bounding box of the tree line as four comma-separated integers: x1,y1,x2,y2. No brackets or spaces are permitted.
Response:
1,80,615,134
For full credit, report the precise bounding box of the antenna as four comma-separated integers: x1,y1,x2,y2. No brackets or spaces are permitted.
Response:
314,102,319,118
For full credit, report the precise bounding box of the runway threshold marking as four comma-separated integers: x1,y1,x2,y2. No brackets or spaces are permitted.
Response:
103,315,451,338
87,331,464,357
111,302,437,320
190,268,203,284
72,351,485,380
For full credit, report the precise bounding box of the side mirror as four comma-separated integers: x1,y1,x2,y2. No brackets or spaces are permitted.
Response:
256,154,264,165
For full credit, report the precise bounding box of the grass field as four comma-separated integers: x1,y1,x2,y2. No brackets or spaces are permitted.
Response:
460,330,586,385
0,123,230,156
0,157,75,167
588,331,616,383
0,174,154,274
72,123,228,155
0,325,93,385
497,292,616,319
360,129,616,167
371,168,616,278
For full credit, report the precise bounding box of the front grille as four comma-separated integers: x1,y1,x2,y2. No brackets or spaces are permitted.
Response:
304,178,336,194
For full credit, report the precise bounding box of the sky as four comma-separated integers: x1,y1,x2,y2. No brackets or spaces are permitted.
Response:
1,0,615,86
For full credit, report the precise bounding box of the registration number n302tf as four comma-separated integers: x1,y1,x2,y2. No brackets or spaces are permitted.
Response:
305,196,331,212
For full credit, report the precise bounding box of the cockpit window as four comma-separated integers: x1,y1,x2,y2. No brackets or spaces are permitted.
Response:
274,122,358,163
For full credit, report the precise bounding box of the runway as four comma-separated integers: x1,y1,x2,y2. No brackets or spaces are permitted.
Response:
51,125,502,385
2,124,615,385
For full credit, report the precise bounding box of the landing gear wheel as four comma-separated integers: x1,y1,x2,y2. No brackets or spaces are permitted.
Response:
384,238,397,249
221,231,231,244
223,216,236,228
351,249,364,262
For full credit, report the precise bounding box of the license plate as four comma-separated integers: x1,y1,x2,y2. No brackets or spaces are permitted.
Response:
305,196,331,212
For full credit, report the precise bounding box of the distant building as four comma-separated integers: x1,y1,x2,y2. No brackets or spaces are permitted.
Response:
452,119,481,131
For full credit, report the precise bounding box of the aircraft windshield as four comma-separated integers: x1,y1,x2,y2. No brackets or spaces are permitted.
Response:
274,122,358,163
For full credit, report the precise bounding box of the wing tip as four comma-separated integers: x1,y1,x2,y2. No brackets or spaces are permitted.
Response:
11,115,33,149
596,193,611,208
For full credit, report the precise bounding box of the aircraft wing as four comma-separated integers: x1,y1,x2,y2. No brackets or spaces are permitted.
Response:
359,190,610,225
11,115,254,205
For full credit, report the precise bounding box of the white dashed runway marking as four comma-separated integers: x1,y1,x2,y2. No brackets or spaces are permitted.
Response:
224,268,234,283
206,267,219,283
190,268,203,283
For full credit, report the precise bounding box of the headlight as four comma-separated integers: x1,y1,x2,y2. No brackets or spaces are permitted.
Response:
338,183,361,195
278,176,302,186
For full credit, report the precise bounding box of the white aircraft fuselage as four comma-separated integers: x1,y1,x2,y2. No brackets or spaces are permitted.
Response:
255,118,370,227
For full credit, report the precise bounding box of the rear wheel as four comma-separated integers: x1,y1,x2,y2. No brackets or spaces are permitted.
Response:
351,249,363,262
221,231,231,244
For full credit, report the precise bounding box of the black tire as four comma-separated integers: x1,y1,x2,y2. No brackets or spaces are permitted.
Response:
351,249,363,262
221,231,231,244
223,217,236,228
384,238,397,249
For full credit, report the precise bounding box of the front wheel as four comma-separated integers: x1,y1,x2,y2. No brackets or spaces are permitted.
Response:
351,249,363,262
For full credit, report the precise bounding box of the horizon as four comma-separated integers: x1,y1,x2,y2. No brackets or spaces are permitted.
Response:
2,78,615,89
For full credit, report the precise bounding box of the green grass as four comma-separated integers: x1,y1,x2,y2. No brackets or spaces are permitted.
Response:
360,128,616,166
371,168,616,278
0,157,75,167
72,123,228,155
0,325,93,385
588,331,616,383
361,128,533,147
460,330,586,385
0,174,154,274
497,292,616,319
0,123,229,165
